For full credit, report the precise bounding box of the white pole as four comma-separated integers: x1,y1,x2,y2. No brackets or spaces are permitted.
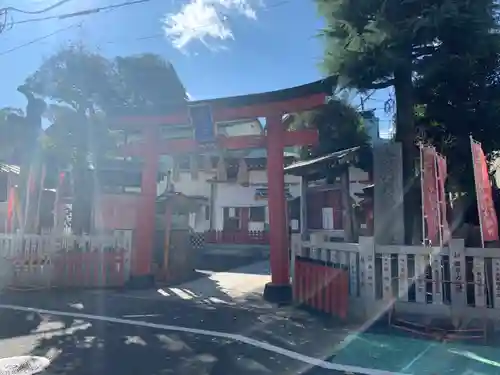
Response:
470,135,485,248
433,147,443,249
420,143,427,246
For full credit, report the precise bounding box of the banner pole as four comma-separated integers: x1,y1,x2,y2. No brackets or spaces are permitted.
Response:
443,155,449,245
420,143,427,246
470,135,485,248
433,147,443,249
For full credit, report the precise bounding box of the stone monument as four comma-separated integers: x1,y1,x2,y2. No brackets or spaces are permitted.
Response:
373,142,405,244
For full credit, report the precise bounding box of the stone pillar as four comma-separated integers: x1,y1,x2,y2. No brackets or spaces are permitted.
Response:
373,142,405,245
449,238,466,310
359,236,376,301
263,115,291,303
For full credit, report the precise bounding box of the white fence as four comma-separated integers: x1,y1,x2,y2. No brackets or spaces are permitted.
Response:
0,231,133,289
0,231,132,258
292,233,500,320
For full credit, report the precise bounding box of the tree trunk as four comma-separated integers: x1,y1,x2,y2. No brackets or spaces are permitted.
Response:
394,62,417,244
71,111,93,235
71,161,93,235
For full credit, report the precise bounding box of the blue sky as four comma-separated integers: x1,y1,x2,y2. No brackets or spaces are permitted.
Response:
0,0,392,134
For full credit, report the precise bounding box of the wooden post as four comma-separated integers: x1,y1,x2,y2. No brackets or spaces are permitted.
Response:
132,125,159,283
263,115,292,303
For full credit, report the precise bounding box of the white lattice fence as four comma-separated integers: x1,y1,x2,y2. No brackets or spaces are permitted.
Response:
297,234,500,319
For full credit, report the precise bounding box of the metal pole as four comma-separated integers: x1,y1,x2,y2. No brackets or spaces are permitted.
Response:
420,143,427,246
433,148,443,249
470,135,485,248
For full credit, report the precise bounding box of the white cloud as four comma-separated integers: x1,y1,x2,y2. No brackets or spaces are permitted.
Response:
163,0,261,50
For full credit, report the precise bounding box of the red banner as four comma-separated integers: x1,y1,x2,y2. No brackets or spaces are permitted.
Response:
471,141,499,242
422,147,440,245
436,154,450,245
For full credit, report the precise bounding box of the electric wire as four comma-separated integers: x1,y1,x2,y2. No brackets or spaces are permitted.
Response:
1,0,74,15
0,0,291,57
12,0,160,25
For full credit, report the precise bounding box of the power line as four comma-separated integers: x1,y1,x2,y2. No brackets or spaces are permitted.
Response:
0,0,291,57
11,0,157,26
0,23,81,57
12,0,288,26
2,0,74,15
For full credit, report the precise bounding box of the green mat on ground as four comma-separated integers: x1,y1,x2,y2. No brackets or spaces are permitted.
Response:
331,332,500,375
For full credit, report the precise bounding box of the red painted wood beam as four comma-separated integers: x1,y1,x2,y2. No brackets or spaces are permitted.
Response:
117,129,319,157
109,93,326,130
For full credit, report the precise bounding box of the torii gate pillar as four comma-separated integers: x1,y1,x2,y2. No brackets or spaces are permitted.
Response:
264,115,291,302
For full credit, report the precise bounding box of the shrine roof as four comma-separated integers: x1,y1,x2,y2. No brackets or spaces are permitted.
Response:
284,146,360,177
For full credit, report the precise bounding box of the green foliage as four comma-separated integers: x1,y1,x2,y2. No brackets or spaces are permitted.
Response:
25,44,113,113
24,44,188,171
21,44,187,233
310,99,369,156
290,98,371,173
108,53,187,113
317,0,500,240
413,0,500,192
0,107,25,161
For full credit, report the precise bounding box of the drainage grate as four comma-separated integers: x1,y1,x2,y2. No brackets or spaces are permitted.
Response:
0,356,50,375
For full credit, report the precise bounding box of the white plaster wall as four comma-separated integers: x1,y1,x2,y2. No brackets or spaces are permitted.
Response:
349,166,370,203
189,206,210,233
157,171,215,198
213,170,301,230
172,171,215,198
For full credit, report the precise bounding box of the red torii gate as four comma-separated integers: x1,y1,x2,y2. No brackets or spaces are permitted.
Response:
112,78,333,302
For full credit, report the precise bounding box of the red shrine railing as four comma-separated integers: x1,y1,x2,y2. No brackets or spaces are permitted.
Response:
293,257,349,318
205,230,270,245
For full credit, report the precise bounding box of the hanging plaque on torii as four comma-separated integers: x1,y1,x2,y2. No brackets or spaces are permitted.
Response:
189,103,216,145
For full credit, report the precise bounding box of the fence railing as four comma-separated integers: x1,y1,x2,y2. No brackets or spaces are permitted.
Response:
292,233,500,319
205,230,270,245
293,257,349,318
0,233,132,290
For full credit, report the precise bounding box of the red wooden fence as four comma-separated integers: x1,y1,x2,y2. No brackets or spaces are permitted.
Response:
293,257,349,318
54,250,126,287
205,230,270,245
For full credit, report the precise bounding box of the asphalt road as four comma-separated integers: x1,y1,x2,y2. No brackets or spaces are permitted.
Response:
0,291,358,375
2,290,499,375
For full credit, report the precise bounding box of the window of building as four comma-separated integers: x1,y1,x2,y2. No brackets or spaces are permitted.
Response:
223,207,241,230
249,206,265,222
177,156,191,170
226,164,239,180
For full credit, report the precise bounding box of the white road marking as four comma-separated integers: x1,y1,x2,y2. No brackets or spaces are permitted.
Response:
401,343,435,372
0,303,407,375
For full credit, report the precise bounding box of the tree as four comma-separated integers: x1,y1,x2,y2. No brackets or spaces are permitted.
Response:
24,44,188,234
413,0,500,193
316,0,499,242
107,53,187,114
0,86,46,233
288,98,371,170
0,106,25,161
